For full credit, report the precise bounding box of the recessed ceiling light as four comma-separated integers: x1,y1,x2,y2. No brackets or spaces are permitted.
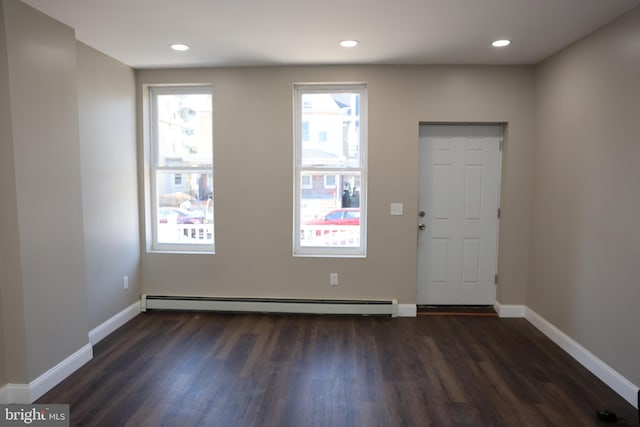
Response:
340,40,359,48
171,43,190,51
491,39,511,48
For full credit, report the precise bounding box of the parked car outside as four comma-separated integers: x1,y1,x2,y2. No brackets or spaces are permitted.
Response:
304,208,360,225
159,207,205,224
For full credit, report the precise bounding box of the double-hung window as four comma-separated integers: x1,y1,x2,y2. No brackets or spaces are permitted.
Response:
294,84,367,257
148,86,214,252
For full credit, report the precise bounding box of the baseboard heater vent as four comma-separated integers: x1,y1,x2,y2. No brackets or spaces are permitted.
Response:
141,295,398,317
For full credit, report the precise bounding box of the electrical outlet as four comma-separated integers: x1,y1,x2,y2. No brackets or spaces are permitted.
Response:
123,276,129,290
330,273,339,286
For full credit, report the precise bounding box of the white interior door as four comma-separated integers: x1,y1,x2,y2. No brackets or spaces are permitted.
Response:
417,125,501,305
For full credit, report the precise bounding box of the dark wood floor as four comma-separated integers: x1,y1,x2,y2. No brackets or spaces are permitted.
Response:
38,312,637,426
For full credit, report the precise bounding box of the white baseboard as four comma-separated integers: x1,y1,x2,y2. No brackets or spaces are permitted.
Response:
493,301,526,318
89,301,141,345
30,343,93,403
525,307,639,408
0,344,93,404
0,383,29,404
492,301,638,407
397,304,417,317
0,302,141,404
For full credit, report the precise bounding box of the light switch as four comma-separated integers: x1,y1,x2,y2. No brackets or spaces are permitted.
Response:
390,203,404,216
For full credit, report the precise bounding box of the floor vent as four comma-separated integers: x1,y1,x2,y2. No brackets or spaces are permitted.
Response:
141,295,397,317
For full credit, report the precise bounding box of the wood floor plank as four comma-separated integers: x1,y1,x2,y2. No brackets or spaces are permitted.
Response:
37,312,638,426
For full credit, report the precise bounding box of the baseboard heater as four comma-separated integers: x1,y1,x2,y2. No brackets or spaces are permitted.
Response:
141,294,398,317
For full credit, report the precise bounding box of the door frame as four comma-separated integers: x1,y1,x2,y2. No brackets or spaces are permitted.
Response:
416,122,505,305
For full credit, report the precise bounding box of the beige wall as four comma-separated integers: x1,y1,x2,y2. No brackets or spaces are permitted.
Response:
77,42,140,330
0,1,8,387
531,7,640,385
1,0,12,386
0,15,10,374
137,65,535,305
2,0,89,382
0,0,29,385
0,296,5,387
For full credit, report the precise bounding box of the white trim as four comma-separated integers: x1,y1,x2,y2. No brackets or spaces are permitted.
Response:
0,302,141,404
11,384,30,404
6,385,32,405
493,301,526,318
89,301,141,345
29,344,93,403
397,304,417,317
525,307,639,408
0,344,94,404
0,383,30,404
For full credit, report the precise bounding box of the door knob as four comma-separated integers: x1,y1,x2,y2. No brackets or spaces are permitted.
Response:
418,224,426,230
419,211,426,217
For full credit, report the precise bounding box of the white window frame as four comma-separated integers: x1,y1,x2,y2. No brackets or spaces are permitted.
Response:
293,83,367,257
147,85,214,253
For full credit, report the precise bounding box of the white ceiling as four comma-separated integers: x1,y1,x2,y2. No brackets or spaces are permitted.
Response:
22,0,640,69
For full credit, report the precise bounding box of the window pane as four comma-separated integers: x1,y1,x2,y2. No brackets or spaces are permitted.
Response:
301,174,313,189
299,172,361,248
156,93,212,168
324,174,337,188
300,93,360,168
156,172,213,245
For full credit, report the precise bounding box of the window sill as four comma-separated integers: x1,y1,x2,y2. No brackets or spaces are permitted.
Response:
147,250,215,255
293,253,366,259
